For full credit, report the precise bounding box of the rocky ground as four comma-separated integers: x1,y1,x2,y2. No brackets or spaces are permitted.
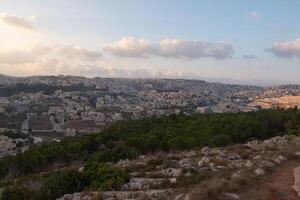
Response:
58,135,300,200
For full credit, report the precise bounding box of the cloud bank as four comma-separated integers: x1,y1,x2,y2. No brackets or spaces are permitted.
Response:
0,13,36,31
57,45,102,60
103,37,234,59
0,42,192,79
268,38,300,58
0,43,102,65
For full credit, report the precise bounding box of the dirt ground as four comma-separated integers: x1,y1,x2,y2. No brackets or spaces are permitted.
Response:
238,159,300,200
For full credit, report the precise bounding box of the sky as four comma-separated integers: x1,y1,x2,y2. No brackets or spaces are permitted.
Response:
0,0,300,85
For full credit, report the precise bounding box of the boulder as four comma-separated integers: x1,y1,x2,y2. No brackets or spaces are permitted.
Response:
261,160,275,168
170,178,177,183
162,168,182,177
198,156,210,167
244,160,253,168
221,193,240,200
254,168,265,176
78,167,84,173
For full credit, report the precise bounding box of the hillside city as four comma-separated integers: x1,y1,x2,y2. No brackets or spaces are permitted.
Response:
1,74,300,159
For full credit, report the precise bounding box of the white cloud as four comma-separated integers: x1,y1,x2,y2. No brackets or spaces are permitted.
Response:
0,41,193,78
0,43,50,64
58,45,102,60
155,39,233,59
103,37,234,60
267,38,300,58
103,37,153,58
0,42,102,65
72,65,194,79
249,11,259,19
1,58,194,79
0,13,36,31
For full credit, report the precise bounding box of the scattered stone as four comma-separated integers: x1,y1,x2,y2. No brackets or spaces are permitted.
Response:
253,155,262,160
221,193,240,199
174,194,187,200
273,155,287,164
78,167,84,172
231,170,241,179
57,136,300,200
228,153,241,160
261,160,275,168
198,156,210,167
278,155,287,161
162,168,182,177
254,168,265,176
295,152,300,156
245,160,253,168
201,146,209,152
184,171,192,177
170,178,177,183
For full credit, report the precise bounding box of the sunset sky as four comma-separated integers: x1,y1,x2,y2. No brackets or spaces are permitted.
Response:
1,0,300,85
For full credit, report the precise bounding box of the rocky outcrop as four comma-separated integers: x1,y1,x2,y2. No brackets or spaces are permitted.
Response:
58,135,300,200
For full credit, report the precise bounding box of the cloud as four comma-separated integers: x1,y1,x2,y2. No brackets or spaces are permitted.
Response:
155,39,234,59
0,42,103,77
0,42,198,79
58,45,102,60
72,66,194,79
242,54,258,59
249,11,259,19
0,13,36,31
1,57,193,79
0,43,102,65
103,37,152,58
103,37,234,60
267,38,300,58
0,43,50,64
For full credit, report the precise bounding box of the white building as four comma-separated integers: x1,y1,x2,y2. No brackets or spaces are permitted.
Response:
0,106,5,114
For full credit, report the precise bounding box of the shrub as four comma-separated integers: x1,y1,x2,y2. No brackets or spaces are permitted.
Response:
83,162,129,191
40,170,85,200
0,185,37,200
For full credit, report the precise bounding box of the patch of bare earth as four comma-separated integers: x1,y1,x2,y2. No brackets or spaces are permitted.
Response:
237,160,300,200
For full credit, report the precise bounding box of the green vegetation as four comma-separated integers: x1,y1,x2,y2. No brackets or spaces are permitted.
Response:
1,108,300,199
0,165,129,200
3,108,300,179
0,185,37,200
40,170,86,200
83,163,129,191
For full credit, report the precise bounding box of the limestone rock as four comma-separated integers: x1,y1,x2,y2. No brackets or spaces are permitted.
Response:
254,168,265,176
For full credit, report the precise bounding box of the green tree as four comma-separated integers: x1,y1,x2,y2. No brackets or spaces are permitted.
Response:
83,163,129,191
40,170,85,200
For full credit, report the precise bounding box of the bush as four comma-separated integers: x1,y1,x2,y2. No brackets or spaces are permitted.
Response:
0,185,37,200
40,170,85,200
83,163,129,191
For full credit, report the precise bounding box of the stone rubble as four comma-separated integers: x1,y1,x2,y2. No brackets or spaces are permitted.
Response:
58,135,300,200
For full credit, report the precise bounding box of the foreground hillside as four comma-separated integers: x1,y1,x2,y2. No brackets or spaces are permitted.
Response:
59,135,300,200
1,109,300,199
